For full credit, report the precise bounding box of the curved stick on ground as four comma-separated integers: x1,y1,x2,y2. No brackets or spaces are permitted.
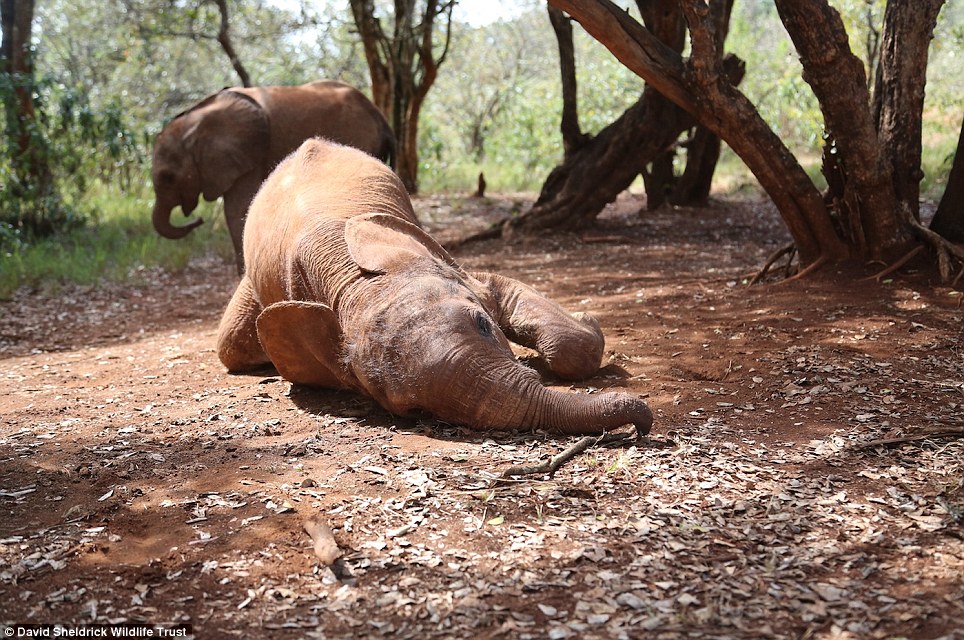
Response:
749,243,796,286
499,428,643,480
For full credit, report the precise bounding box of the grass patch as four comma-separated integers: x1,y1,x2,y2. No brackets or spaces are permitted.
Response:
0,181,233,299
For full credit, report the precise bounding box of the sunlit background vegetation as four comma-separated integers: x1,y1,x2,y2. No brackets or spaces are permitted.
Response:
1,0,962,296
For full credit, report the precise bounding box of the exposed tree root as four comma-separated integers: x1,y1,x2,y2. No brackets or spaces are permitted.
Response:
900,204,964,282
952,264,964,289
443,218,509,251
865,245,925,282
748,243,796,285
499,427,647,480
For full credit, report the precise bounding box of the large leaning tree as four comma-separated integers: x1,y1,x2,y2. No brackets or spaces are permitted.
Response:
350,0,455,193
525,0,736,232
518,0,961,279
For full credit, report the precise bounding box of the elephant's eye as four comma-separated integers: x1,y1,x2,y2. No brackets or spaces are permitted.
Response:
475,313,493,337
157,171,175,185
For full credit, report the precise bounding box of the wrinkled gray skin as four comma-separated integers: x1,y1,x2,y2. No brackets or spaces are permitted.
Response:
151,80,394,273
216,139,653,435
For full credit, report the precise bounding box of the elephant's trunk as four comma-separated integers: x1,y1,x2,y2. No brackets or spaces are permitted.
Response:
436,363,653,436
152,201,203,239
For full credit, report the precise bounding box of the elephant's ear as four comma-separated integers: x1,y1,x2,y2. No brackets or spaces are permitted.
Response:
345,213,463,275
190,90,270,200
256,301,345,388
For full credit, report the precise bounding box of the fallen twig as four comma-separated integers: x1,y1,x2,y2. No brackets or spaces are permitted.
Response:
858,426,964,449
444,218,509,250
500,429,642,479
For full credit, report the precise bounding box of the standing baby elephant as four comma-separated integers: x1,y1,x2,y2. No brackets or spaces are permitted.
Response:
151,80,394,273
216,139,653,434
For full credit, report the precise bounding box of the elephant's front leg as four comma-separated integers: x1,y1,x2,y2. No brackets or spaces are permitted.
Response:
471,271,605,380
223,170,265,275
217,276,270,371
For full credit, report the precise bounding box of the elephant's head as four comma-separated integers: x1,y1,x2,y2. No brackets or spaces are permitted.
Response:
151,90,269,239
254,213,653,435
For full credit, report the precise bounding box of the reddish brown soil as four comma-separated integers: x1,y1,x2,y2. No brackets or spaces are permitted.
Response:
1,194,962,639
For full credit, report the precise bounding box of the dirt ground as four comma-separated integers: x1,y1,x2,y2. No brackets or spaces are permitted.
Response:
1,193,962,639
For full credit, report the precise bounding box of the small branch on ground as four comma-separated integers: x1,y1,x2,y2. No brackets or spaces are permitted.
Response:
580,233,637,244
858,426,964,449
749,243,796,285
500,428,644,480
773,253,829,285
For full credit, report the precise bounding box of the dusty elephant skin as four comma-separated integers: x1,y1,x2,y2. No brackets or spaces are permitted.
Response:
151,79,395,273
216,139,653,434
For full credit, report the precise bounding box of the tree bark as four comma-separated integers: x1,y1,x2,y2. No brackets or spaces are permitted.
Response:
930,117,964,243
1,0,55,233
548,4,588,157
871,0,945,222
530,1,842,263
516,0,690,228
665,0,734,208
670,119,721,207
515,85,690,231
212,0,252,87
349,0,454,194
635,0,687,211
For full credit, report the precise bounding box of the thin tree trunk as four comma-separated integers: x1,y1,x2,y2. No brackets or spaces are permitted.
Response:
871,0,945,221
349,0,453,194
774,0,904,258
212,0,251,87
1,0,55,233
666,0,734,208
349,0,392,117
548,4,588,157
670,123,721,207
930,118,964,243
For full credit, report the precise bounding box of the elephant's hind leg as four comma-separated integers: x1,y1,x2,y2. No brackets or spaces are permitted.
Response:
217,276,269,371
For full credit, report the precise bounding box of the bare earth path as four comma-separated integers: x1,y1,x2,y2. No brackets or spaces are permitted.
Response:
1,195,962,639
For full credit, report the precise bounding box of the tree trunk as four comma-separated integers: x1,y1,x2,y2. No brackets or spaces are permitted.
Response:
930,118,964,243
670,124,722,207
349,0,453,194
212,0,252,88
870,0,944,222
547,5,588,157
512,86,691,232
513,0,691,231
540,0,852,264
1,0,56,234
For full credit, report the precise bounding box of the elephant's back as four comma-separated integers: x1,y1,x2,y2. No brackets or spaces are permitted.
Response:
243,139,416,305
284,139,416,225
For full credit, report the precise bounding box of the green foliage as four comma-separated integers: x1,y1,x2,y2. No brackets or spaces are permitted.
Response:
0,180,232,300
1,70,142,242
420,7,644,193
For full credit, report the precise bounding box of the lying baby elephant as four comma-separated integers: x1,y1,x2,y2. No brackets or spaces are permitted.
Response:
216,139,653,435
